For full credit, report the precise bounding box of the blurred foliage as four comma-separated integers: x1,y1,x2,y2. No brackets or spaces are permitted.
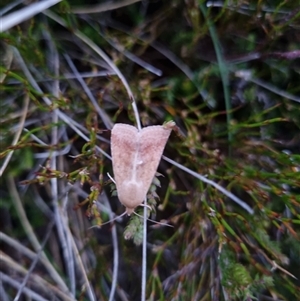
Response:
0,0,300,300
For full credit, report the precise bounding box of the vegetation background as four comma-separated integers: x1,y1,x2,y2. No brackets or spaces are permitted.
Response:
1,0,300,300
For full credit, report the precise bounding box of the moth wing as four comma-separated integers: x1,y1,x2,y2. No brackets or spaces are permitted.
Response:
111,123,138,192
136,125,173,196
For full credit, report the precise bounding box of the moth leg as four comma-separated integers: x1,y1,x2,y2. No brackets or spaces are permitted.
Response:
107,172,116,184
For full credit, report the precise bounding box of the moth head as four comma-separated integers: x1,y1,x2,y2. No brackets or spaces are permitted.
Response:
118,180,145,215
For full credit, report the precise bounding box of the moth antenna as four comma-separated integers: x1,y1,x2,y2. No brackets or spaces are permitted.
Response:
89,211,127,229
139,203,152,211
132,211,173,228
107,172,116,184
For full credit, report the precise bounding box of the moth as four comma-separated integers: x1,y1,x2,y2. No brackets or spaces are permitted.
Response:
111,121,175,215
